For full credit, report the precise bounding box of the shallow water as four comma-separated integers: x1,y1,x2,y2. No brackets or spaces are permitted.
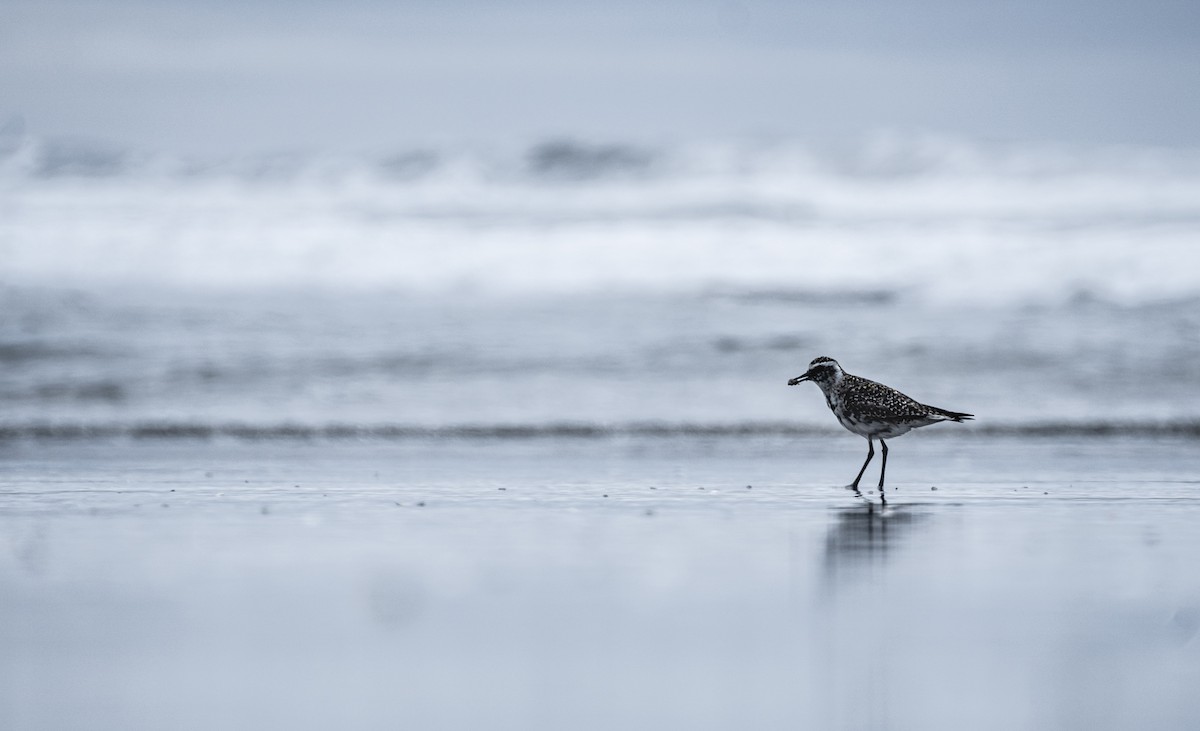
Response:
2,435,1198,730
3,286,1199,433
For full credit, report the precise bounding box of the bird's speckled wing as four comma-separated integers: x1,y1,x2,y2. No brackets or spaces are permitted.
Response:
837,375,934,424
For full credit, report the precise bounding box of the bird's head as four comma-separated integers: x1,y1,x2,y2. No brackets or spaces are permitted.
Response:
787,356,844,388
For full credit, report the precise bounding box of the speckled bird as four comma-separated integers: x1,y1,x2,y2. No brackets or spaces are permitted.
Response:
787,356,973,503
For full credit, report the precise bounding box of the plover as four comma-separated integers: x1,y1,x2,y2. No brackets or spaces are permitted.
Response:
788,356,972,503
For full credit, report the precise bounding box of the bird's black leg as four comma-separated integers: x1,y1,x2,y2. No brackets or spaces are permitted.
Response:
849,439,874,497
878,440,889,505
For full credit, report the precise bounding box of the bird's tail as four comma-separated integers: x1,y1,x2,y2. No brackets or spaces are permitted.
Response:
931,406,974,422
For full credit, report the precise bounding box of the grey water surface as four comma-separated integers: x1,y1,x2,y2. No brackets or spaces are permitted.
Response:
2,436,1198,730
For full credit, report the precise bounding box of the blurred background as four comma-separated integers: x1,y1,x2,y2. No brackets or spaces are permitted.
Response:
5,5,1200,730
3,0,1200,435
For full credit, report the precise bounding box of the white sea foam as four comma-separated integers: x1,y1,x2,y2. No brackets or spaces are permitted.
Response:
3,135,1200,305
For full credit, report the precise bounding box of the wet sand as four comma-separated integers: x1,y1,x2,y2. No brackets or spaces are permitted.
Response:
2,434,1199,730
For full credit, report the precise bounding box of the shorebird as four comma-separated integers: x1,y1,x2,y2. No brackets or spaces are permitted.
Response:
788,356,973,503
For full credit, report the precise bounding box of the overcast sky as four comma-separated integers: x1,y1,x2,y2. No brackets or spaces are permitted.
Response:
3,0,1199,154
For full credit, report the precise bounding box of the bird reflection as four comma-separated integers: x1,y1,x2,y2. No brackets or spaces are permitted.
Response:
821,503,928,588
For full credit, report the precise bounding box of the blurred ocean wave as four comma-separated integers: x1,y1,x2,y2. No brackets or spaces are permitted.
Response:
4,134,1200,304
2,419,1200,444
8,132,1200,182
1,285,1198,435
3,133,1200,434
2,418,1199,443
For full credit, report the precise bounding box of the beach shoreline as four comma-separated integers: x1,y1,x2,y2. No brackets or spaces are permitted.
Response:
2,434,1198,730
